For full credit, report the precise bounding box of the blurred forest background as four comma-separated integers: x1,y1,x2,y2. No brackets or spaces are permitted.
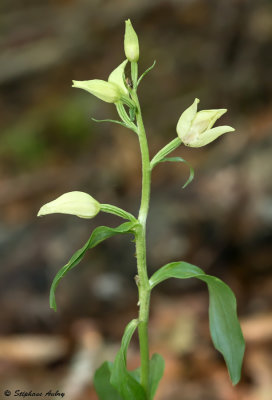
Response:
0,0,272,399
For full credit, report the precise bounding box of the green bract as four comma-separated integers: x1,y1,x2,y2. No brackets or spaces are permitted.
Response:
37,191,100,219
176,98,235,147
49,222,135,311
124,19,139,62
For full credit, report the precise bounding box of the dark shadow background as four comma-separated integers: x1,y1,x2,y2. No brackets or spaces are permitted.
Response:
0,1,271,399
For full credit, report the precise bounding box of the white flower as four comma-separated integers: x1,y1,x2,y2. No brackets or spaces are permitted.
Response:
176,98,235,147
38,191,100,219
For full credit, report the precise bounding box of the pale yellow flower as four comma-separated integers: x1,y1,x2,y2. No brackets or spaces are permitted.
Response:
177,98,235,147
38,191,100,219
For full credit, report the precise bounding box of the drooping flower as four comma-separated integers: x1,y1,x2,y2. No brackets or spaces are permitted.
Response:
38,191,100,219
176,98,235,147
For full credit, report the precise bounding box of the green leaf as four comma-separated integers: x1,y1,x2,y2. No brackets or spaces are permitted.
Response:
91,117,128,129
110,319,147,400
94,362,123,400
159,157,194,188
137,60,156,87
50,221,136,311
129,367,140,383
128,354,164,399
149,353,165,400
150,262,245,385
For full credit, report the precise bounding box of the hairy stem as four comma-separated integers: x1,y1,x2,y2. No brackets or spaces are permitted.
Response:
131,85,151,397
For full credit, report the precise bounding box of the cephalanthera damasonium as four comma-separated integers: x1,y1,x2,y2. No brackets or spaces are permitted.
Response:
38,20,245,400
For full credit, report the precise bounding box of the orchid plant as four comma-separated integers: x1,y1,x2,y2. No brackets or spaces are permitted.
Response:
38,20,245,400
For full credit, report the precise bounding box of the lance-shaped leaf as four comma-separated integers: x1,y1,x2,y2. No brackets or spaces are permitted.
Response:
149,353,165,400
157,157,194,189
128,353,165,400
137,60,156,87
150,262,245,385
94,346,164,400
110,319,146,400
50,221,136,311
94,362,122,400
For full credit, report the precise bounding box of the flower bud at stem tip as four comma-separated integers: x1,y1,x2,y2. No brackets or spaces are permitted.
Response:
124,19,139,62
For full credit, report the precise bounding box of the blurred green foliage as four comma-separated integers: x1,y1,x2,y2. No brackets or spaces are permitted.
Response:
0,96,94,170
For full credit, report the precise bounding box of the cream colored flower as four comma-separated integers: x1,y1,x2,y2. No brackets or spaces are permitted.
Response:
108,60,128,95
176,98,235,147
72,60,128,103
38,191,100,219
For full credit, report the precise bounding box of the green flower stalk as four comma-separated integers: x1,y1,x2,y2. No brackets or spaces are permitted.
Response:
38,19,245,400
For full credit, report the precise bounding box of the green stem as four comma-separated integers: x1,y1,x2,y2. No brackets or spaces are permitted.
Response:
100,204,137,222
131,80,151,397
131,61,138,89
150,137,182,170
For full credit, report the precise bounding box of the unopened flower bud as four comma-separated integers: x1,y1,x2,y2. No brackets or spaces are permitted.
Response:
72,79,121,103
176,98,235,147
124,19,139,62
38,191,100,219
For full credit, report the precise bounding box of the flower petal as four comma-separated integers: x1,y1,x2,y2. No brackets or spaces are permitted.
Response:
188,126,235,147
194,109,227,131
72,79,121,103
108,60,128,95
